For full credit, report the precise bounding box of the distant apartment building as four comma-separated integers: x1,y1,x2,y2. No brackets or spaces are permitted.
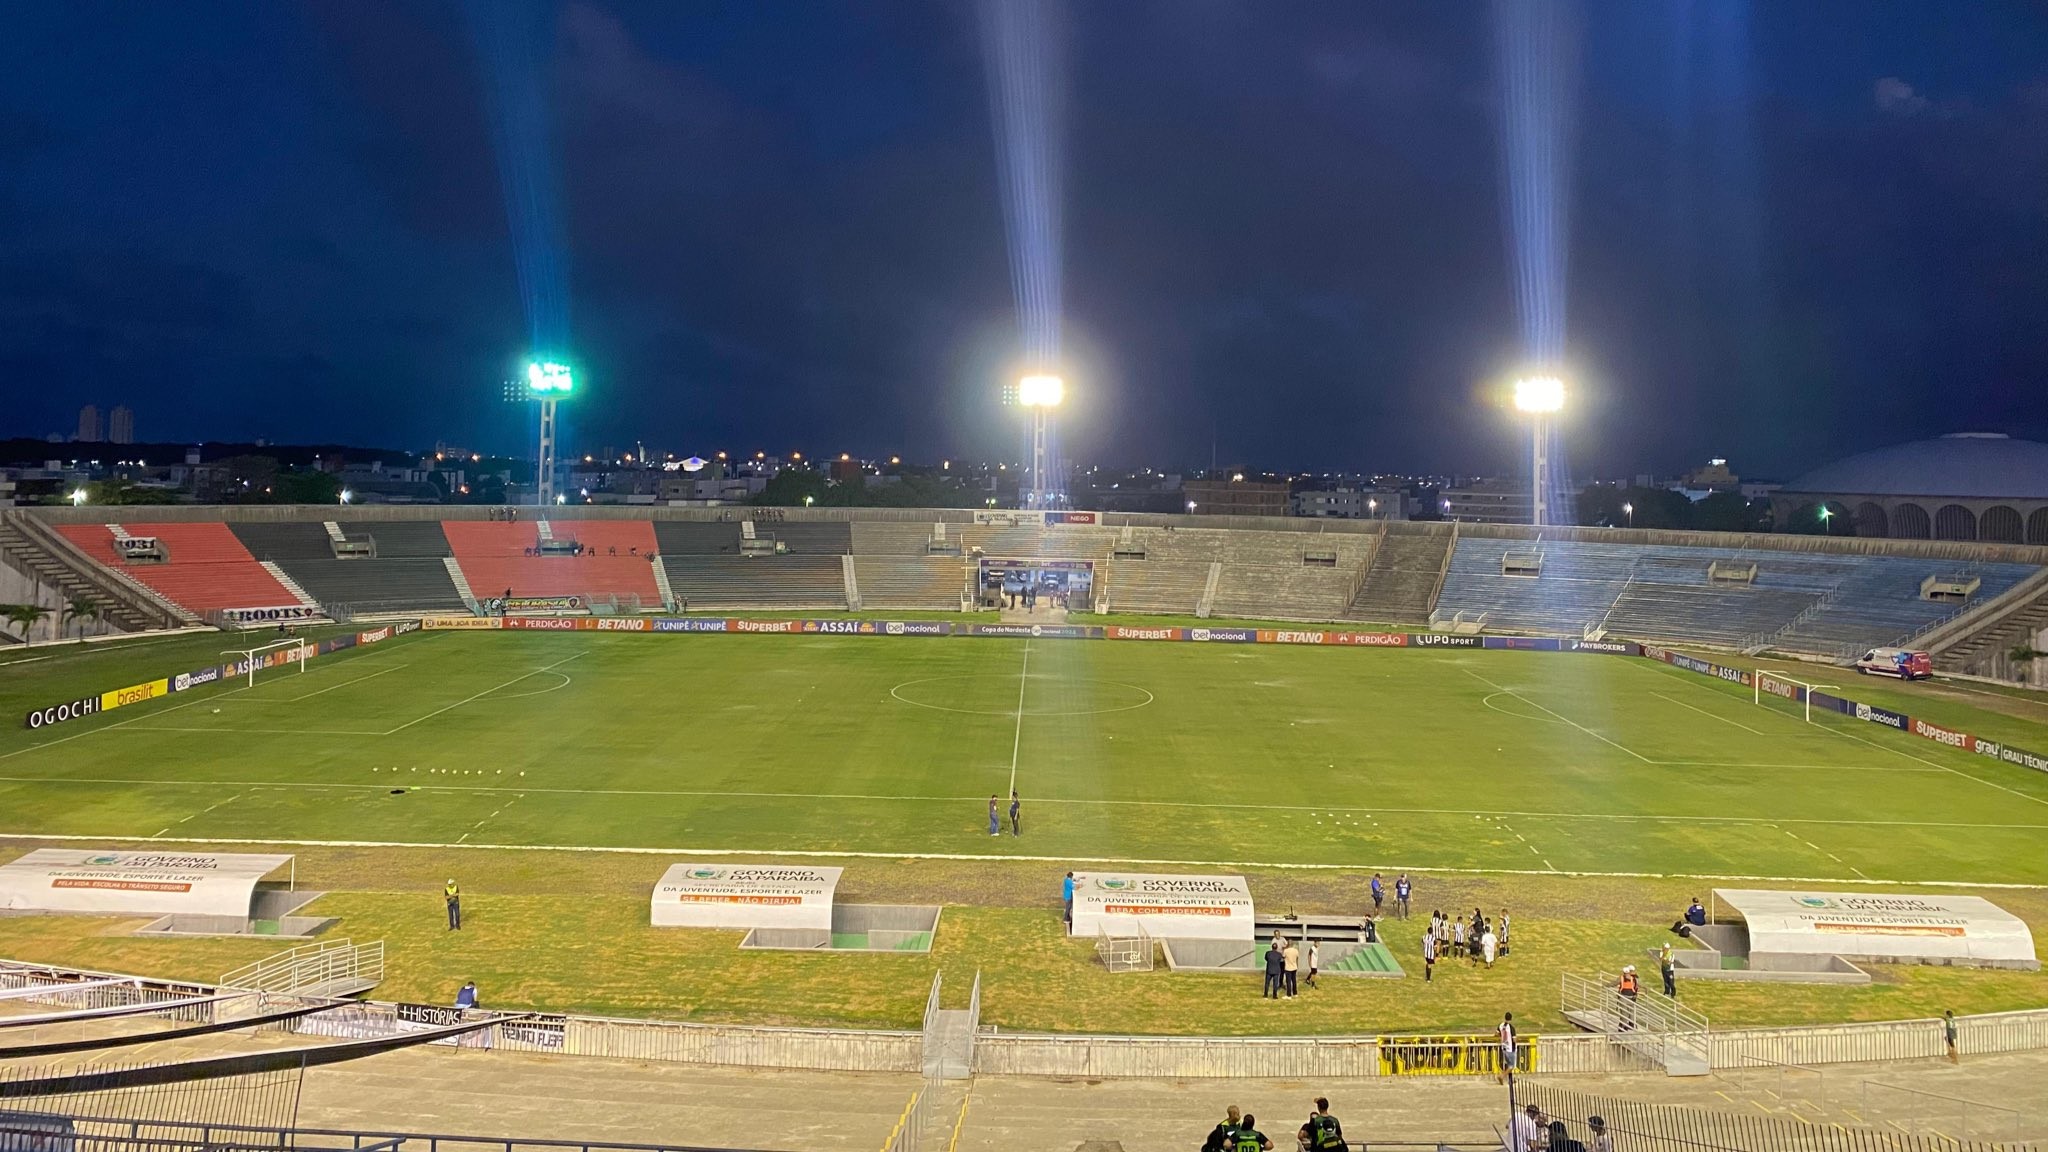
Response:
1292,486,1409,520
108,405,135,445
76,405,100,443
1440,480,1533,524
1181,476,1290,518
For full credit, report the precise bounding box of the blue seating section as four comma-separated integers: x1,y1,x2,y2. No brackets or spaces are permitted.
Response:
1435,538,2038,653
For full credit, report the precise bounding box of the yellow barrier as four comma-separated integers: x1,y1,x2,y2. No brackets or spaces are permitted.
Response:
1377,1033,1538,1077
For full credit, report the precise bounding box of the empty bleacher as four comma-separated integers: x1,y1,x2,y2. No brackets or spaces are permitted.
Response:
662,555,845,609
1210,565,1355,620
443,520,662,604
228,522,337,562
1345,530,1451,624
1768,556,2038,654
756,521,851,554
1102,558,1209,615
227,521,463,613
56,522,300,614
652,521,745,555
851,522,938,555
958,524,1119,559
852,556,965,610
334,521,452,557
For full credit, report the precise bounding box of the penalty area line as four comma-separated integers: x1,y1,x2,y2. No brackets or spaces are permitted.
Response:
0,829,2038,890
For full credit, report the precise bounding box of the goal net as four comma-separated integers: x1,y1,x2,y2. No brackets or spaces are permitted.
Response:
1094,921,1156,973
1752,668,1841,724
222,638,314,688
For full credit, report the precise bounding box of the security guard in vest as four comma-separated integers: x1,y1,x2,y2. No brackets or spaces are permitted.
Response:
1618,964,1640,1030
1232,1114,1271,1152
1299,1098,1343,1151
445,878,462,930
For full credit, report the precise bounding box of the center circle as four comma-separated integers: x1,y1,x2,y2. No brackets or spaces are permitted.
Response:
890,673,1155,717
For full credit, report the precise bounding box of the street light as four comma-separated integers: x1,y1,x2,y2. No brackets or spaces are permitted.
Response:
804,495,815,507
1622,501,1633,528
340,488,354,505
1512,375,1565,526
1367,498,1378,518
69,488,87,506
1186,500,1197,514
1819,506,1834,535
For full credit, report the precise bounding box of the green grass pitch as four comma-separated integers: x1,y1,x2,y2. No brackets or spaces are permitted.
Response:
5,626,2047,887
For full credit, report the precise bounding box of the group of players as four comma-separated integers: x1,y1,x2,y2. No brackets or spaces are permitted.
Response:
1202,1099,1345,1152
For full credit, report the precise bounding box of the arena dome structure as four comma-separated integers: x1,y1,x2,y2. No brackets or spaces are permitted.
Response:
1772,433,2048,543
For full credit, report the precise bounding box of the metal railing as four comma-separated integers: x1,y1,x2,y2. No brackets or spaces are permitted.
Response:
219,939,384,997
1561,971,1710,1073
2,1114,775,1152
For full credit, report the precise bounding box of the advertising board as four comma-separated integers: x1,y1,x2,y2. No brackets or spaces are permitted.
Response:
653,617,730,632
219,605,322,625
1068,872,1254,941
423,615,500,630
1714,889,2038,969
1483,636,1560,651
1107,626,1183,641
651,863,841,931
100,678,171,712
504,596,584,613
23,694,102,730
1410,634,1482,648
0,849,294,918
1378,1034,1538,1077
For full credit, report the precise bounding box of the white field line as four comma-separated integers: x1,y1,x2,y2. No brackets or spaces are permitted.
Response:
381,653,587,734
239,664,408,704
1652,692,1769,736
0,829,2039,890
1,775,2041,832
1777,826,1872,882
1461,668,1651,762
1006,639,1031,797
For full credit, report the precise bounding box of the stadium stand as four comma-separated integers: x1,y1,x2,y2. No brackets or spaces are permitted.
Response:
442,520,662,605
0,509,189,630
754,520,851,554
56,522,302,615
662,555,846,609
1101,557,1208,614
852,555,966,610
229,521,466,615
1346,528,1453,625
851,521,943,555
651,520,746,555
333,520,453,557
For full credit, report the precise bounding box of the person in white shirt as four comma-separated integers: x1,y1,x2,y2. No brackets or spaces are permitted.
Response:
1509,1104,1541,1151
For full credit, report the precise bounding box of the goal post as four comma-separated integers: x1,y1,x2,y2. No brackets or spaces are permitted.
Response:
222,638,314,688
1753,669,1840,724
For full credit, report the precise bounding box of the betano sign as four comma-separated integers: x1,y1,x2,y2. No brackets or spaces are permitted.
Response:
1069,872,1254,941
0,849,294,918
650,863,841,931
1714,888,2038,970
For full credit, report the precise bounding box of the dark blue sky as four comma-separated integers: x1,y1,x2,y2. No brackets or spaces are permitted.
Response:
3,1,2046,479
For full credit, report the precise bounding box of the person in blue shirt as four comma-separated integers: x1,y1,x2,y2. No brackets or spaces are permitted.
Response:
988,796,1000,836
1062,871,1076,932
1394,874,1412,920
1370,873,1384,915
454,980,477,1011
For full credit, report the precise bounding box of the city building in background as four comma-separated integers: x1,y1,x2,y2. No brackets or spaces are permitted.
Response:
108,405,135,445
1181,474,1289,517
75,405,100,443
1771,433,2048,543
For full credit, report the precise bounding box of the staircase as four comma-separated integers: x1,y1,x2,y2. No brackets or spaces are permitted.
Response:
1345,529,1454,625
219,939,384,999
260,561,324,612
323,521,348,543
919,971,980,1081
535,520,555,543
649,554,677,611
442,556,478,608
1914,566,2048,682
1561,971,1710,1077
1196,562,1222,619
0,511,190,632
842,554,861,610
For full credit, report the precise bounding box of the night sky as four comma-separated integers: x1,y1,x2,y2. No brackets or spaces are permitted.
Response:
4,2,2047,479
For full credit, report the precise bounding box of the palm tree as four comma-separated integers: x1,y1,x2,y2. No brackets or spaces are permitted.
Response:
1,603,50,647
62,596,104,642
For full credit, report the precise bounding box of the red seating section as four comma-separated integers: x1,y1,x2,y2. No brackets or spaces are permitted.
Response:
442,520,661,602
58,522,298,613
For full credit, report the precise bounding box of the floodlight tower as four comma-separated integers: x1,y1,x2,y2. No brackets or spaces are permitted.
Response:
525,360,574,507
1016,373,1064,509
1513,375,1565,526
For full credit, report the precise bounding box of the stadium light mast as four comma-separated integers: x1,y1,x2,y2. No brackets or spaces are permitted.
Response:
1513,375,1565,526
1017,373,1064,509
524,360,574,507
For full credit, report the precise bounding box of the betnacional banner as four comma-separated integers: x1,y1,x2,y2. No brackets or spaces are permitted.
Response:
880,620,950,636
0,849,294,918
650,863,841,931
1069,872,1254,941
1188,627,1259,643
1714,889,2038,968
1853,701,1909,731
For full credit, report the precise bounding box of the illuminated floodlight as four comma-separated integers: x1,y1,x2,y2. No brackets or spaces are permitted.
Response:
1512,375,1565,413
1017,374,1065,407
526,360,575,395
69,488,88,506
339,488,354,505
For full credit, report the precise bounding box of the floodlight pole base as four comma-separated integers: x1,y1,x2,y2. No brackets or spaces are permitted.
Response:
537,397,559,508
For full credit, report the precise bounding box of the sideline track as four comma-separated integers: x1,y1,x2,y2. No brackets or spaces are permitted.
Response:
0,828,2040,889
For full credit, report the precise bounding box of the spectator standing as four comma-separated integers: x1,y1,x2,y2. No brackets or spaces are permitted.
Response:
987,795,1000,836
1496,1012,1516,1084
1062,871,1075,931
1203,1107,1242,1152
1282,938,1300,997
1944,1010,1959,1063
1232,1114,1272,1152
1395,874,1412,919
1586,1116,1613,1152
444,878,461,931
1509,1104,1541,1152
1548,1120,1586,1152
1009,791,1021,836
1263,940,1286,999
1618,965,1641,1029
1370,873,1384,916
